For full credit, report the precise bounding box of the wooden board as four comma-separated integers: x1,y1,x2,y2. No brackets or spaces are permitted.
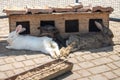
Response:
3,8,27,15
5,59,73,80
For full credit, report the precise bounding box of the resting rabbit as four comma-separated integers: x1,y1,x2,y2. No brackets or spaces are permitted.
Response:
66,21,114,52
6,25,60,58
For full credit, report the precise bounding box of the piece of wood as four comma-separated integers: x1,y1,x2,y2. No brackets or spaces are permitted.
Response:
5,59,73,80
3,8,27,15
52,7,75,12
92,6,114,13
27,7,53,14
77,5,92,12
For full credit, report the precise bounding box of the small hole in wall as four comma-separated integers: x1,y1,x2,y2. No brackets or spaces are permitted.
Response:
89,19,103,32
65,19,79,33
16,21,30,35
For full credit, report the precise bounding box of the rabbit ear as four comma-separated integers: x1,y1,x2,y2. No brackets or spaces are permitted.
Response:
95,21,103,31
21,28,26,32
16,25,23,34
16,25,26,34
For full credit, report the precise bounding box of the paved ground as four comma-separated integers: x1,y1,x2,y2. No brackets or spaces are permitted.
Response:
0,18,120,80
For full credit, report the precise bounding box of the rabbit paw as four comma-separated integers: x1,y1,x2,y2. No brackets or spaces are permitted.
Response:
56,52,60,58
50,52,58,59
6,46,13,49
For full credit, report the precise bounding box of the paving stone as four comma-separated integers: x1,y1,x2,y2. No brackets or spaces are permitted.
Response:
77,77,90,80
102,72,117,79
23,60,35,66
23,65,35,71
0,59,5,65
12,62,24,68
113,61,120,67
79,61,94,68
4,57,15,63
62,72,81,80
82,54,95,60
109,55,120,61
91,53,101,58
92,57,113,65
83,51,91,54
14,56,26,61
37,54,47,57
68,58,78,64
33,58,42,64
76,56,85,62
25,54,40,59
72,64,81,71
13,68,25,75
0,64,14,71
89,74,108,80
107,63,118,69
77,69,92,77
98,52,111,57
5,70,15,77
113,69,120,76
114,46,120,52
34,57,53,64
74,52,85,56
113,77,120,80
88,65,111,74
0,72,8,79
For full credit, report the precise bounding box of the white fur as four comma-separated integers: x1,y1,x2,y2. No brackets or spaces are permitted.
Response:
6,25,60,58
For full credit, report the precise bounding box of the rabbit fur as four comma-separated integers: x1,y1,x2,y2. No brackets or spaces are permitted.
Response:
6,25,60,58
66,21,114,52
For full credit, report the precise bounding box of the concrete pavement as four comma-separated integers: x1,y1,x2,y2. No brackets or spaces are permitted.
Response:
0,18,120,80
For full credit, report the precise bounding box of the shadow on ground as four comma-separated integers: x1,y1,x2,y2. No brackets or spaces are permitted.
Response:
0,39,114,58
0,40,50,57
51,71,73,80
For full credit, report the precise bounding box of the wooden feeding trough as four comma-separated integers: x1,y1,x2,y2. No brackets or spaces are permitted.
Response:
5,59,73,80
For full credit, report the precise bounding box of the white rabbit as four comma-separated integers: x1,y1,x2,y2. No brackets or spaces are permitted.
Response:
6,25,60,58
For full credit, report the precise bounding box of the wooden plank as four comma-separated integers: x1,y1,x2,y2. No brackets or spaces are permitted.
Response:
92,6,114,13
3,8,27,15
5,59,73,80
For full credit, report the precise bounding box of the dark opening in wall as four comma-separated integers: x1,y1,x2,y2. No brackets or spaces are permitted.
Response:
16,21,30,35
89,19,103,32
40,20,55,27
65,19,79,33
